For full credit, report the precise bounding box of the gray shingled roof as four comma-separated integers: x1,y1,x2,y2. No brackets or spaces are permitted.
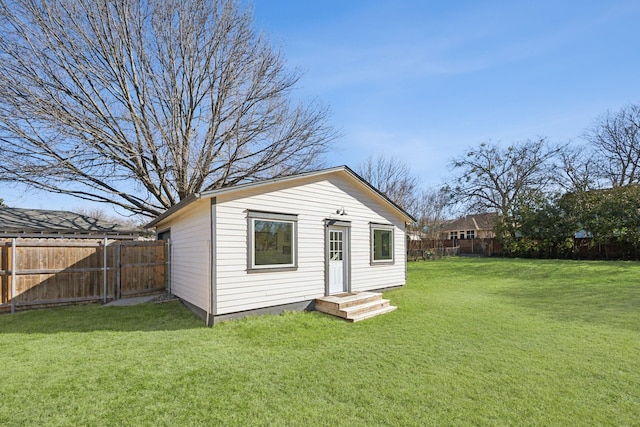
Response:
0,207,138,235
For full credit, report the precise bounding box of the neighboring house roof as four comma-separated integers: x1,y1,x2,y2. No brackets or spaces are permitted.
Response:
146,165,416,228
574,230,593,238
443,212,497,231
0,207,139,236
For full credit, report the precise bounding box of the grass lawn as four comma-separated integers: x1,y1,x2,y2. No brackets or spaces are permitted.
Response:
1,258,639,426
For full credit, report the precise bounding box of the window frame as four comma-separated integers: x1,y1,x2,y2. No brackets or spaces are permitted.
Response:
370,223,395,265
247,211,298,272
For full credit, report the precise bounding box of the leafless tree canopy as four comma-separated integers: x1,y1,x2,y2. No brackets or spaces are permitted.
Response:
448,139,559,217
356,155,418,214
0,0,336,217
557,143,599,193
413,187,450,240
585,104,640,188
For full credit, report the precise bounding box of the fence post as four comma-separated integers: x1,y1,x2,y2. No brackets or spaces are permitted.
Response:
115,242,121,300
166,239,171,294
103,237,108,304
11,238,16,314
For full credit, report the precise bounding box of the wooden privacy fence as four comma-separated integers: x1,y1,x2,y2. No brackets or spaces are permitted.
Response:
407,237,503,260
0,239,168,313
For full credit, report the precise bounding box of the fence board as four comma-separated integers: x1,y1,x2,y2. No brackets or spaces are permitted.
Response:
120,242,167,297
0,239,167,312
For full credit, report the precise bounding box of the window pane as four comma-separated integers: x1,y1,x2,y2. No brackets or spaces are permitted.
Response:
373,229,393,261
254,220,293,266
330,230,343,261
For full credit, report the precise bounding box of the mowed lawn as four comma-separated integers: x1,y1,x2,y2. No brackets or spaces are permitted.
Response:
1,258,639,426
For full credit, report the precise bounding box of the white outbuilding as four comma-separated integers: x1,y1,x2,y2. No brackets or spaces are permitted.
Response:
146,166,415,325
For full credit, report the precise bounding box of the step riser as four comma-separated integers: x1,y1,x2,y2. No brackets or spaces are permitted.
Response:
349,305,397,322
337,294,382,309
316,308,345,318
345,301,389,317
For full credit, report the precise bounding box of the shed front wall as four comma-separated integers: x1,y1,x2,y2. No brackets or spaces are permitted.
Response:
214,174,407,315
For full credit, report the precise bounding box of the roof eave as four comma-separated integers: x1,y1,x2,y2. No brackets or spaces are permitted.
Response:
144,193,201,229
145,165,416,228
340,165,416,223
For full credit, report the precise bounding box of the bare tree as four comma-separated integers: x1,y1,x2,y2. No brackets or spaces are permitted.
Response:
557,143,600,192
447,139,560,220
356,155,418,213
0,0,336,217
585,104,640,187
413,187,451,241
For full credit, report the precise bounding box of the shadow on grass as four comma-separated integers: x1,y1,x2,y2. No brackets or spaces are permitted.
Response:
0,301,205,334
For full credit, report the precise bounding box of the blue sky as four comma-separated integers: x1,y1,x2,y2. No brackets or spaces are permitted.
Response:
254,0,640,185
4,0,640,216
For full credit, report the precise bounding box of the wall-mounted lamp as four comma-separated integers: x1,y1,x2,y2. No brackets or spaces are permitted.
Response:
327,207,348,226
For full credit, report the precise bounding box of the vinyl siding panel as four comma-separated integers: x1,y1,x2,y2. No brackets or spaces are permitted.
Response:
163,200,210,311
214,174,407,314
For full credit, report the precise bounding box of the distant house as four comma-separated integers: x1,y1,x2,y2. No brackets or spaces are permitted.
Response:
441,213,497,241
0,207,140,238
146,166,415,325
439,213,499,255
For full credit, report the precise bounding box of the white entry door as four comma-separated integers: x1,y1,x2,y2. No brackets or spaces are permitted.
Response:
328,228,346,294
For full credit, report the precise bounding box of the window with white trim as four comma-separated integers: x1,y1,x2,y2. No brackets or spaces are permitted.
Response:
248,211,297,271
371,224,394,264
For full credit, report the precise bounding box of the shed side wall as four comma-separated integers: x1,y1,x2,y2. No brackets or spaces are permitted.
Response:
163,200,210,311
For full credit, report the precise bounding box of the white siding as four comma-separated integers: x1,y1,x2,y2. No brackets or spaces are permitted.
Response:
163,200,210,311
214,174,407,315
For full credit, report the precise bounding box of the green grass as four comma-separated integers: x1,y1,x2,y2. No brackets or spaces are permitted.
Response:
1,258,639,426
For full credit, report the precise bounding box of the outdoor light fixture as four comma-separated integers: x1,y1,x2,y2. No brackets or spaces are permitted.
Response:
326,207,348,226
